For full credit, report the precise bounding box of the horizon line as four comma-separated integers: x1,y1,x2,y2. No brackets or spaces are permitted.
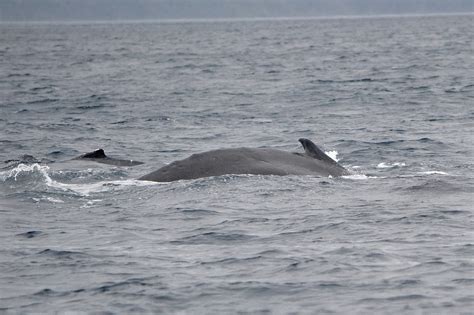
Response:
1,11,472,25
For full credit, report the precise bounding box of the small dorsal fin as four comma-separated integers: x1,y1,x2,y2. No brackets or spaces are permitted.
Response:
82,149,107,159
298,138,337,164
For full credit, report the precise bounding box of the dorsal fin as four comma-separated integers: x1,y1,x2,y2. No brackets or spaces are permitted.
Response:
298,139,337,164
82,149,107,159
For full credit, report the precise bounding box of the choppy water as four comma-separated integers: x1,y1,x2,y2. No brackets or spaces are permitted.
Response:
1,15,473,314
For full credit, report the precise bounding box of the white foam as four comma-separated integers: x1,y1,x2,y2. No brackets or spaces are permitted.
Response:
376,162,406,169
342,174,379,180
32,197,65,203
1,163,50,181
46,179,159,196
1,163,159,197
80,199,104,208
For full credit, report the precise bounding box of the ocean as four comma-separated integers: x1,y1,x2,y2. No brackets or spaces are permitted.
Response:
1,14,473,314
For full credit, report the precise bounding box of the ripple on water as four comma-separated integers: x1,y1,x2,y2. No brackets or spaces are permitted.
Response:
16,231,43,239
170,232,257,245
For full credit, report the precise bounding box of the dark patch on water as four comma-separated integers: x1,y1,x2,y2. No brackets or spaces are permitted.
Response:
7,73,31,77
17,231,43,239
76,104,113,110
26,98,59,105
93,279,153,293
37,249,85,259
34,288,63,297
402,179,460,194
171,232,256,245
452,279,474,284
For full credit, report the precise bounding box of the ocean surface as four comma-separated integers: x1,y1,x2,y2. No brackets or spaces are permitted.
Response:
1,14,473,314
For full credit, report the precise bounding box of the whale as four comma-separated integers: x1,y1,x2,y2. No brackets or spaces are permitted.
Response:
139,138,349,182
76,139,349,182
74,149,144,166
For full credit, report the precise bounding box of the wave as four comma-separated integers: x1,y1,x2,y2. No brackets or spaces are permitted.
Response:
26,98,59,104
417,171,449,176
6,73,31,78
0,163,158,199
37,248,86,258
398,178,461,193
311,78,383,84
16,230,43,239
171,231,256,245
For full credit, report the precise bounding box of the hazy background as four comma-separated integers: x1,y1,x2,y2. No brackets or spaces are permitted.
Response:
1,0,472,21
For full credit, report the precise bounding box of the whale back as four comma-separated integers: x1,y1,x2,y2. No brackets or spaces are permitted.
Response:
139,144,348,182
75,139,349,182
74,149,144,166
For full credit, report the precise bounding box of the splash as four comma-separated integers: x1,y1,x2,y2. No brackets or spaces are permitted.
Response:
44,177,160,197
1,163,158,197
55,179,159,196
32,197,65,203
325,150,339,162
1,163,51,182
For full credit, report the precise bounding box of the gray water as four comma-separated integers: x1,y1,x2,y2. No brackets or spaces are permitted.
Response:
1,15,473,314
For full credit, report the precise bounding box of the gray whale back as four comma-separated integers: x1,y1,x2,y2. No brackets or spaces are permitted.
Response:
139,139,349,182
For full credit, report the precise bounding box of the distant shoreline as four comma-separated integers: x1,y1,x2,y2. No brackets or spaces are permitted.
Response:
1,12,472,25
